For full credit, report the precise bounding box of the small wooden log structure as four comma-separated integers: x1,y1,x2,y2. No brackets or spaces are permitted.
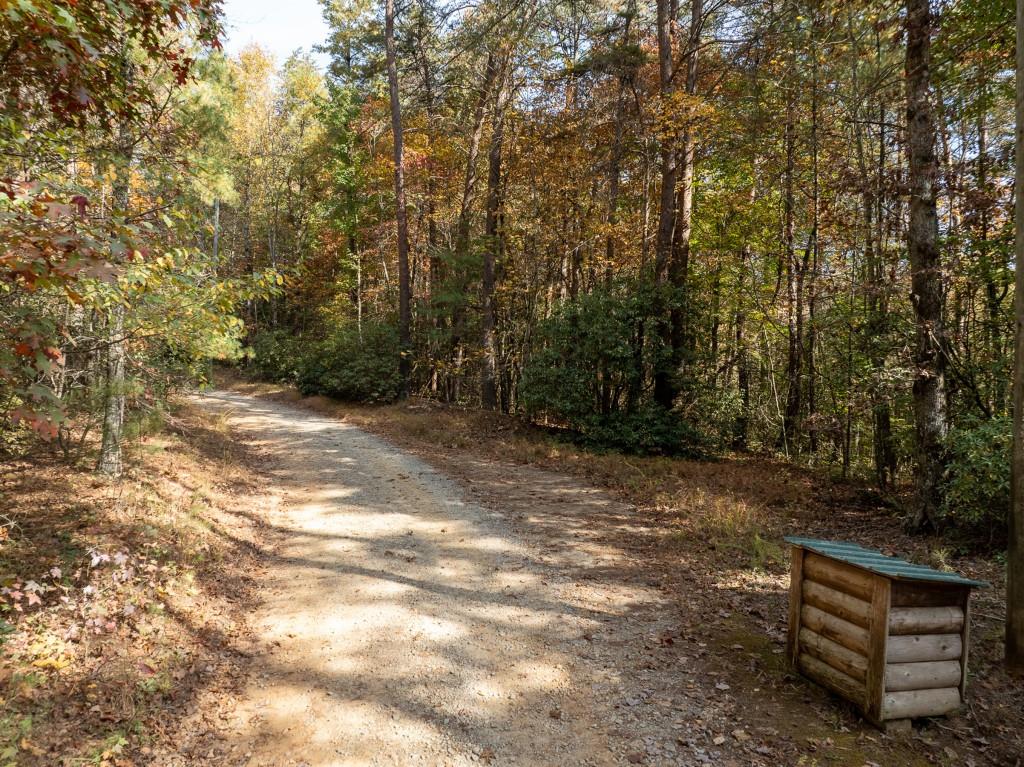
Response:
785,537,987,728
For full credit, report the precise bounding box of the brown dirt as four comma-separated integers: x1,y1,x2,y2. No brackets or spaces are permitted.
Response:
219,375,1023,767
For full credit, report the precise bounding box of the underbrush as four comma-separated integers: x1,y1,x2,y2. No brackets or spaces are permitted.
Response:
248,322,400,403
0,402,264,765
938,416,1010,548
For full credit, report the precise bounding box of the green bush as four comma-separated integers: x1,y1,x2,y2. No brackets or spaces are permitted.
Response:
520,287,703,455
296,322,401,403
249,329,303,382
939,416,1010,546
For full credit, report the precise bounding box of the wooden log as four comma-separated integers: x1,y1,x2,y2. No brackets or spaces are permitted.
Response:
889,606,964,635
885,661,963,691
803,580,871,628
882,718,913,733
886,634,962,664
882,688,961,720
798,652,866,705
799,627,868,682
865,575,891,723
787,547,806,666
803,553,874,602
891,582,968,608
801,604,870,656
959,589,971,699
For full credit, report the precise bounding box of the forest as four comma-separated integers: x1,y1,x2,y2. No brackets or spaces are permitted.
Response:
235,0,1016,537
2,0,1024,764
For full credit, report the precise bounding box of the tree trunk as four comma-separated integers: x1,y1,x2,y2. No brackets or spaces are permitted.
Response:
653,0,677,409
385,0,412,399
481,75,509,411
1006,0,1024,675
605,30,629,284
97,112,132,478
448,52,499,402
669,0,702,390
781,94,801,453
905,0,947,529
733,245,750,451
807,44,820,454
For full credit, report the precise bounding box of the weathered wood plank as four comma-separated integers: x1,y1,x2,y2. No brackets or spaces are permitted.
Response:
799,653,867,705
803,579,871,628
886,634,962,664
787,547,806,667
891,582,968,608
885,661,963,691
959,589,971,699
882,688,961,720
799,627,868,682
801,604,870,656
865,575,891,723
803,553,874,602
888,606,964,635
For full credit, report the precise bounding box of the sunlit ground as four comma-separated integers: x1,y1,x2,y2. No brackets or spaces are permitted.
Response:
199,392,651,767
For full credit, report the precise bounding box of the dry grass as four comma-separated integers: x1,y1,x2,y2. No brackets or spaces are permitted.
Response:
0,401,267,766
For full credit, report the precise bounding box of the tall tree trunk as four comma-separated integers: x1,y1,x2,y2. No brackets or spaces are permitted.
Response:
605,14,630,285
1006,0,1024,675
97,107,132,477
448,52,498,402
781,94,801,453
385,0,412,398
905,0,947,529
415,10,444,393
669,0,702,390
871,95,898,488
653,0,677,409
807,43,820,454
481,75,509,410
733,244,751,450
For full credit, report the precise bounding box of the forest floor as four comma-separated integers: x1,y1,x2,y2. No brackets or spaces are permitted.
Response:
0,399,272,766
2,379,1022,766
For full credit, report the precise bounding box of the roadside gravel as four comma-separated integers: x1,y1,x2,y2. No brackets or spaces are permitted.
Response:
198,390,705,767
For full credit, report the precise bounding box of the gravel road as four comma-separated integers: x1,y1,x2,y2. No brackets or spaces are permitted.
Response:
195,391,719,767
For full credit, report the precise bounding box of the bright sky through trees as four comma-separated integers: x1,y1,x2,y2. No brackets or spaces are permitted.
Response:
221,0,330,67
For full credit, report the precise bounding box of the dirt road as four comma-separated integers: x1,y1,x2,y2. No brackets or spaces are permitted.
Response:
196,391,708,767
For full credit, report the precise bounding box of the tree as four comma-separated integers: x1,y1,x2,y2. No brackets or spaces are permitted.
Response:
905,0,947,530
96,85,133,478
1008,0,1024,675
384,0,412,399
480,64,511,411
653,0,677,410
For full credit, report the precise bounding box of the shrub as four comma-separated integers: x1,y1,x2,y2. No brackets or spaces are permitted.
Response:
296,322,401,403
520,287,703,455
578,403,705,456
939,416,1010,546
249,329,303,382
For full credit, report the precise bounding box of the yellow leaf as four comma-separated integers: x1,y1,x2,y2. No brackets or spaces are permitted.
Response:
32,656,70,670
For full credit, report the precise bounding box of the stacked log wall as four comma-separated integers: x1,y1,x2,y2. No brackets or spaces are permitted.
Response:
791,552,873,710
882,582,968,721
789,549,970,725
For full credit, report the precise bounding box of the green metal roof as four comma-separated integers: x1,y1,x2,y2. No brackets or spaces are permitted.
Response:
784,536,989,588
